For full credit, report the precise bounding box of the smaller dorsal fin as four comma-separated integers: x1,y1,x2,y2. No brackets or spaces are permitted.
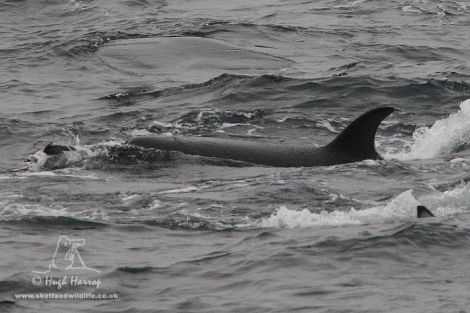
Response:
417,205,434,218
326,107,394,161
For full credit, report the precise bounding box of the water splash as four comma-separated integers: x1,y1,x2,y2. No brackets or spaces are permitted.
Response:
0,199,108,222
26,139,173,171
256,190,418,228
255,183,469,228
385,99,470,161
421,182,470,214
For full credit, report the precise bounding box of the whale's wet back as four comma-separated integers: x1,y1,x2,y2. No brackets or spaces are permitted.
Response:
127,107,394,167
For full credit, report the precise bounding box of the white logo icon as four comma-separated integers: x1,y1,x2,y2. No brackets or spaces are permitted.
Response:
33,235,100,274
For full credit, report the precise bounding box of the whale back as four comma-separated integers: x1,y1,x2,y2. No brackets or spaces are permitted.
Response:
127,107,394,167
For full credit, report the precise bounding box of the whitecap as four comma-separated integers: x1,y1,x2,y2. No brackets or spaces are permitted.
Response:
254,183,470,229
384,99,470,161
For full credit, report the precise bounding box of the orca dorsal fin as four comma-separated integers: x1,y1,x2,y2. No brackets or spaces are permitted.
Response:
417,205,434,218
326,107,394,160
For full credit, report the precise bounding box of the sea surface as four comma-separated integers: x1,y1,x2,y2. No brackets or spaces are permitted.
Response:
1,0,470,312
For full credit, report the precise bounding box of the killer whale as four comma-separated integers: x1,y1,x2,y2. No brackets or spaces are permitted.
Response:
417,205,434,218
43,143,76,155
127,107,394,167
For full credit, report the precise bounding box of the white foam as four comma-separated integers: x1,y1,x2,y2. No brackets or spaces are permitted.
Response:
219,123,248,129
195,110,256,122
333,0,367,8
27,151,48,172
96,140,125,148
275,116,289,123
129,129,153,136
385,99,470,160
21,168,99,180
258,206,362,228
450,158,470,169
26,140,128,171
69,0,88,12
158,186,200,194
254,183,470,228
0,193,23,199
256,190,418,228
317,119,339,133
128,198,165,216
402,5,421,13
120,193,143,204
420,183,470,212
0,174,27,180
0,200,68,220
148,199,163,210
0,200,108,221
150,121,179,129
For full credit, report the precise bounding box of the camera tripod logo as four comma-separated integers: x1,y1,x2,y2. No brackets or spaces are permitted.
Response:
32,235,100,274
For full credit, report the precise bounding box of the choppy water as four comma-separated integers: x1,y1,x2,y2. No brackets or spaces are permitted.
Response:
1,0,470,312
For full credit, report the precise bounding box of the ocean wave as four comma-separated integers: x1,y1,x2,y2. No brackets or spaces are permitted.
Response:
254,183,470,229
101,71,469,104
116,266,162,274
3,216,108,229
171,109,266,135
420,182,470,211
384,98,470,160
98,73,247,102
143,213,233,231
99,73,470,124
255,190,417,228
58,31,150,57
401,0,469,17
313,222,470,253
0,199,108,224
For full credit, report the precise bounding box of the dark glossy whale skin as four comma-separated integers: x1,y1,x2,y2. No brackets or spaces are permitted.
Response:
43,143,76,155
417,205,434,218
127,107,394,167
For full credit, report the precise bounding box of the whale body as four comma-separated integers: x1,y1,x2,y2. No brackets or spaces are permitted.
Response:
127,107,394,167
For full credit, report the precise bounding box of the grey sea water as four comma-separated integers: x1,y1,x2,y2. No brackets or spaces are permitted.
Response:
1,0,470,312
